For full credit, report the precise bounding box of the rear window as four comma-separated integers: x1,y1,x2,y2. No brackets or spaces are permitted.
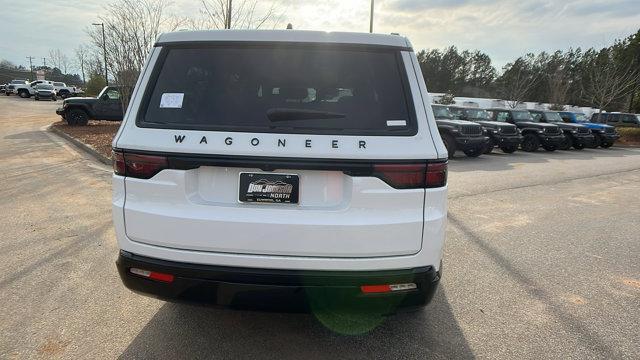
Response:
139,45,417,136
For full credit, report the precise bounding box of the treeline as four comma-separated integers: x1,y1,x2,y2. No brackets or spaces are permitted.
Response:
417,29,640,112
0,64,82,87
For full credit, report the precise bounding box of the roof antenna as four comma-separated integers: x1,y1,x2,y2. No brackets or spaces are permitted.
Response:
286,23,293,30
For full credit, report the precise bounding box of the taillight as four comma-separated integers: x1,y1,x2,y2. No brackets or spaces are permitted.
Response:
426,162,448,188
372,164,426,189
112,150,125,175
372,161,447,189
112,150,168,179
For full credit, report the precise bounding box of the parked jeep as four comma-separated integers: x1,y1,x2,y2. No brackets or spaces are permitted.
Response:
56,86,124,125
449,106,522,153
591,112,640,128
486,108,564,152
431,104,488,158
559,112,619,148
529,110,594,150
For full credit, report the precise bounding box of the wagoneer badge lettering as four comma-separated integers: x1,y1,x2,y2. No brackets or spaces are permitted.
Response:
172,134,367,149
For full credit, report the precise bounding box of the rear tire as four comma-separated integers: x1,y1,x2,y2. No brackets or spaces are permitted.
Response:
500,145,518,153
542,144,556,151
66,109,89,126
521,134,540,152
442,134,456,159
573,142,585,150
601,142,613,148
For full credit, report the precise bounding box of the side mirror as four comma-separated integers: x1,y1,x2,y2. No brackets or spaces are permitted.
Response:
101,94,110,101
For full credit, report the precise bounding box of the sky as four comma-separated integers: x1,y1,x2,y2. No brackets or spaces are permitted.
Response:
1,0,639,73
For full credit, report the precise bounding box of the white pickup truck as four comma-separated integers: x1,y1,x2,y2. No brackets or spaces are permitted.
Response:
52,82,83,98
13,80,82,99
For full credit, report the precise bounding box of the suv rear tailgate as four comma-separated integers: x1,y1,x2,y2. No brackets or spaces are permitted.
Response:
123,165,424,257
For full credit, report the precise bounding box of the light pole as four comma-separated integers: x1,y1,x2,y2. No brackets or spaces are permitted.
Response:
92,22,108,85
226,0,233,29
369,0,374,33
26,56,34,80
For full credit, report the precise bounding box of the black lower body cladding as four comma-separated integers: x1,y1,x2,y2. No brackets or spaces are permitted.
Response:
117,251,440,313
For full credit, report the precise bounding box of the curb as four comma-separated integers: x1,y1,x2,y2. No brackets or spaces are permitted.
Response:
613,144,640,149
47,124,112,166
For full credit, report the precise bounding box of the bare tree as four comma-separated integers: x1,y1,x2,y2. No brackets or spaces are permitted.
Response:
86,0,181,109
0,59,16,69
547,66,572,110
497,55,540,108
189,0,280,30
74,45,90,84
582,53,639,114
48,49,71,73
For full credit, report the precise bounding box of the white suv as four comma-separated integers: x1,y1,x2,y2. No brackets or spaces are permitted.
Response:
113,30,448,312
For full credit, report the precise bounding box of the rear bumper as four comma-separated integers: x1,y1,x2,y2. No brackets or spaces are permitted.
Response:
117,251,440,312
454,136,489,150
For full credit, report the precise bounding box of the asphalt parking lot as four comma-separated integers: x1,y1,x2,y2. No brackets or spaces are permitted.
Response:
0,95,639,359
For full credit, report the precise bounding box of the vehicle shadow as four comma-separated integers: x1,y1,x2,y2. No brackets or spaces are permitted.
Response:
450,146,637,172
119,288,473,359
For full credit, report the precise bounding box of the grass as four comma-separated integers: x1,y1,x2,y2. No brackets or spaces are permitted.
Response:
616,127,640,146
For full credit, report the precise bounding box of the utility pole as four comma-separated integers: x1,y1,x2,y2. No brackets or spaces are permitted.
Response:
369,0,374,33
42,58,47,67
26,56,35,80
92,22,108,85
226,0,233,29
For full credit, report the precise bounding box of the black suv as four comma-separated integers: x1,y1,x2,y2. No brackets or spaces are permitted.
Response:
449,106,522,154
56,86,124,125
591,112,640,128
486,108,564,152
529,110,594,150
432,105,489,158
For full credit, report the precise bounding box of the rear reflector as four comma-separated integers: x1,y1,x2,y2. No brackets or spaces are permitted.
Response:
373,161,447,189
129,268,175,283
361,283,417,294
112,150,168,179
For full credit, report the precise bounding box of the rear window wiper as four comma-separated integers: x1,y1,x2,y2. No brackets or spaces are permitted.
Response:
267,108,346,122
